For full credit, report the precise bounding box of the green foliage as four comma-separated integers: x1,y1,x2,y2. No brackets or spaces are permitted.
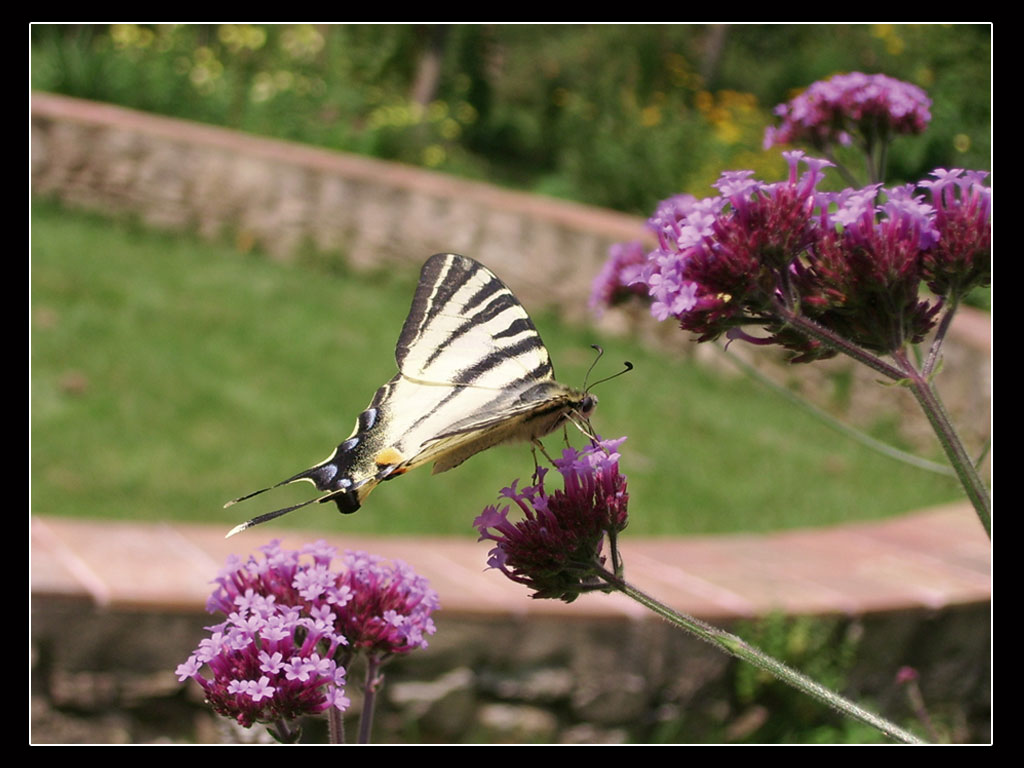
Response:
734,614,859,702
728,614,893,743
31,202,961,536
31,24,990,214
964,284,990,312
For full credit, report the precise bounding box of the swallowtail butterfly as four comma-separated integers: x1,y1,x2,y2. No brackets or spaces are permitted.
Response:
226,253,596,536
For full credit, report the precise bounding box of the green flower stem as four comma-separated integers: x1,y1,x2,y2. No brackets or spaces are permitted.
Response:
715,343,956,477
595,564,925,745
357,655,383,744
922,297,957,379
777,306,991,538
268,719,301,744
773,304,907,381
900,676,941,743
327,705,345,744
819,146,860,188
892,349,991,538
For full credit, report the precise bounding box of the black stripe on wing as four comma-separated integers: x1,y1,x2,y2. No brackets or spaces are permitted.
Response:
396,254,553,383
395,253,474,369
448,335,552,385
423,288,521,370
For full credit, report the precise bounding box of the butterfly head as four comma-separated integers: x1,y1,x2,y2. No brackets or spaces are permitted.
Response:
578,393,598,419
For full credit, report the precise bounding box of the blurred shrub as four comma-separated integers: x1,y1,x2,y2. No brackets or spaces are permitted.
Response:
31,24,990,214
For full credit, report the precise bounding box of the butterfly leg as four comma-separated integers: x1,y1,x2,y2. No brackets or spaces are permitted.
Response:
530,439,558,483
563,412,599,446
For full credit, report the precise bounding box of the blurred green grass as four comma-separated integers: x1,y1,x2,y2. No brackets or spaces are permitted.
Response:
30,202,962,537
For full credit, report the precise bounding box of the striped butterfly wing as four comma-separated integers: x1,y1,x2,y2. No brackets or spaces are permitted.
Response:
226,253,591,536
392,254,589,468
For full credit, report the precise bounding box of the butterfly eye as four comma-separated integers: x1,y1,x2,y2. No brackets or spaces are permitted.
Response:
580,395,597,417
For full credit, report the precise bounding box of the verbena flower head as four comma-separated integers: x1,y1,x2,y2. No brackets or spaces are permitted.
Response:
917,168,992,297
764,71,931,151
588,240,650,314
329,550,440,655
176,540,438,730
474,437,628,603
780,182,941,357
593,157,990,362
627,152,831,344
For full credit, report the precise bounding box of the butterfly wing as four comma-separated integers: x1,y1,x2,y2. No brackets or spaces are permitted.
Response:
396,253,556,388
225,253,590,536
392,253,589,462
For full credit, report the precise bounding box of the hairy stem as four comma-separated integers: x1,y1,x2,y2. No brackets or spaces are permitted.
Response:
596,564,925,744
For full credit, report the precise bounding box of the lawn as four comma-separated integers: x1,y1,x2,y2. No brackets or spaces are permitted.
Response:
30,202,963,537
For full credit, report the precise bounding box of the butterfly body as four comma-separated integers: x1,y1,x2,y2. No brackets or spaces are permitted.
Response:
226,253,594,534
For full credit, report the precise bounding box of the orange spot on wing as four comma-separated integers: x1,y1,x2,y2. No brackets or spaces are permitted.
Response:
374,447,405,467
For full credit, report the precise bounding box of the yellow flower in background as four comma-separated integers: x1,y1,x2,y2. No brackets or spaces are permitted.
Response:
110,24,155,50
281,24,325,61
423,145,446,167
218,24,267,54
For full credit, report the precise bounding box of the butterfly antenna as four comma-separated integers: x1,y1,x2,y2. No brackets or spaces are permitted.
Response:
583,345,634,392
583,345,605,390
586,361,634,392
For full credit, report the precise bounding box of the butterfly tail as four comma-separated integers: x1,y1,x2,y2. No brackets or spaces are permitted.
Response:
283,459,371,514
223,458,368,537
222,461,336,507
225,495,325,537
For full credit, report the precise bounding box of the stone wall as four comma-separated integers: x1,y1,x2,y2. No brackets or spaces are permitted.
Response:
31,91,645,327
31,597,990,743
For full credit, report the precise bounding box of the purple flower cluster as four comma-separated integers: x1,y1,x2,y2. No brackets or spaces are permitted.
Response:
790,178,943,356
919,168,992,296
327,550,440,655
593,154,990,361
176,540,438,729
764,72,932,150
475,438,628,602
588,240,650,314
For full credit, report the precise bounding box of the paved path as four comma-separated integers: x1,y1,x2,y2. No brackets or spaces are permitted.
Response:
31,502,990,620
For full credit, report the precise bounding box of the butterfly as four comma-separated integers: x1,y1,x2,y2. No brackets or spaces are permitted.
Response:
225,252,597,536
